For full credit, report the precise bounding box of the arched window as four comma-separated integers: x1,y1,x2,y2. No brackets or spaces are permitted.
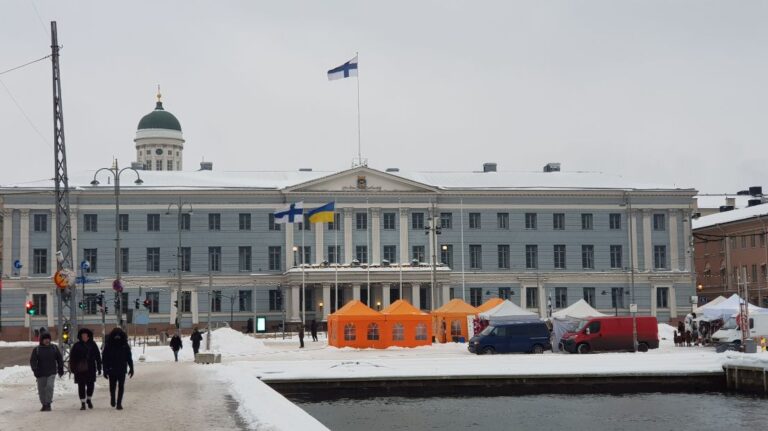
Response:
392,323,404,341
451,320,462,337
344,323,356,341
367,323,380,341
415,322,428,341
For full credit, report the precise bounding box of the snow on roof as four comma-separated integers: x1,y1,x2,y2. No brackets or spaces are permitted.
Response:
692,203,768,230
695,194,753,210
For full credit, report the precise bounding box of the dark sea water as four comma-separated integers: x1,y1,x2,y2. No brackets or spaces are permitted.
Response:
297,393,765,431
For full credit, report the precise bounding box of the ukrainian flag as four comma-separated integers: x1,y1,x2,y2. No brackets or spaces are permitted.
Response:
306,202,335,224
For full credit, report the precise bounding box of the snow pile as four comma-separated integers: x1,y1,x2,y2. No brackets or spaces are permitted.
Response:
0,365,30,384
722,351,768,369
210,327,266,357
658,323,676,342
0,341,38,347
218,365,330,431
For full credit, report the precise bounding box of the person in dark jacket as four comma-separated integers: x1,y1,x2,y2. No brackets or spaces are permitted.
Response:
69,327,102,410
170,333,183,361
190,327,203,356
29,332,64,411
310,320,318,342
298,324,305,348
102,327,133,410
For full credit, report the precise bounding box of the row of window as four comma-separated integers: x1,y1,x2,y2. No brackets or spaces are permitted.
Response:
341,322,429,341
467,244,667,270
141,159,179,171
729,233,767,250
467,286,672,309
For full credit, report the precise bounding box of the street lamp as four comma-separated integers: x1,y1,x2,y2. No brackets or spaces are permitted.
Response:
292,245,306,325
425,204,442,310
91,160,143,327
601,289,629,317
166,198,192,329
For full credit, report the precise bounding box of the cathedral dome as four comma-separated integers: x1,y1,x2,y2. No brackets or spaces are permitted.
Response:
137,100,182,131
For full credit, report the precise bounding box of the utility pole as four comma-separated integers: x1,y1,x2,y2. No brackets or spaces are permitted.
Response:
206,271,212,350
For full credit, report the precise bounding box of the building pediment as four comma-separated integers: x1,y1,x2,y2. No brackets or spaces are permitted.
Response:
284,166,437,193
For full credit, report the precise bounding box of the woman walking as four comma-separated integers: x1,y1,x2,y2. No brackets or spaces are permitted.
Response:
69,328,102,410
102,327,134,410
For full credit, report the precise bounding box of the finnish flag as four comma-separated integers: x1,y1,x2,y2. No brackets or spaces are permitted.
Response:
327,55,358,81
273,202,304,224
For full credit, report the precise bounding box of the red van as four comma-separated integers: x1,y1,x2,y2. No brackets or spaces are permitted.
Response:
560,316,659,354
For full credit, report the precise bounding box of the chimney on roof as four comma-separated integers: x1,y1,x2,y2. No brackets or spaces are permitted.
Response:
748,199,762,207
386,168,400,172
749,186,763,196
199,161,213,171
719,205,735,212
726,197,736,208
543,162,561,173
482,162,497,173
131,162,145,171
299,168,313,172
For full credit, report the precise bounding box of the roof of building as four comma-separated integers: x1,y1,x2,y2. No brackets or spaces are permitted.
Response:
695,194,753,210
692,203,768,230
137,100,182,132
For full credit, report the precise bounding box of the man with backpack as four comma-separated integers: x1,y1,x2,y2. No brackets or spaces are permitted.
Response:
29,332,64,411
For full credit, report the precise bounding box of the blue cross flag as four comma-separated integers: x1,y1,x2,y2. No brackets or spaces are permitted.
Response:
274,201,304,224
327,55,358,81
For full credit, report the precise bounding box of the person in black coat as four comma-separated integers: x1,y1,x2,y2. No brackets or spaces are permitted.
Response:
298,324,305,348
310,320,318,342
29,332,64,411
190,327,203,356
69,327,102,410
102,328,133,410
169,333,183,362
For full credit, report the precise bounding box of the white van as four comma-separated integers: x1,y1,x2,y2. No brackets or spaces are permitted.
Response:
711,313,768,344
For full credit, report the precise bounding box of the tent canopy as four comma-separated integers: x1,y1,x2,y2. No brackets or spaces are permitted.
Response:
694,295,727,314
432,299,479,316
551,299,608,319
478,300,539,322
329,300,384,321
476,298,505,313
699,294,767,320
382,300,429,319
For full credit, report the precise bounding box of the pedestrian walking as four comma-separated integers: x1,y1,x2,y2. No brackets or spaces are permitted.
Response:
102,328,134,410
310,319,318,342
29,332,64,411
170,333,183,361
190,327,203,356
69,328,102,410
298,324,305,348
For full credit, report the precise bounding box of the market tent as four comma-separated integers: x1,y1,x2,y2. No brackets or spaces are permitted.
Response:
478,300,540,324
694,295,727,315
381,300,433,347
699,294,767,320
327,300,386,349
550,299,607,352
432,299,479,343
476,298,505,313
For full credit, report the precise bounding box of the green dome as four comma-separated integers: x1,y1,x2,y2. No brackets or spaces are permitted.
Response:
137,101,182,131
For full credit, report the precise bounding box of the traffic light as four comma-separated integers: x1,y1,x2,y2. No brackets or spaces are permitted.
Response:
96,293,104,307
104,306,109,314
173,300,179,308
143,299,151,309
25,301,37,316
135,298,140,310
62,323,71,343
78,301,86,310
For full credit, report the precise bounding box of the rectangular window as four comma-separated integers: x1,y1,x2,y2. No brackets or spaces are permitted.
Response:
297,246,311,265
497,213,509,229
526,287,538,309
239,290,253,312
208,246,221,272
84,214,98,232
356,246,368,264
610,245,623,269
239,246,252,271
612,287,625,309
208,213,221,231
525,213,537,230
239,213,251,230
181,247,191,272
581,213,593,230
412,212,424,230
356,213,368,230
32,293,47,316
555,287,567,308
180,213,190,231
469,287,482,307
469,213,481,229
525,245,538,269
327,213,341,231
84,249,97,273
383,212,396,230
583,287,596,307
167,160,173,171
419,286,429,310
268,246,281,270
146,292,159,313
470,245,482,269
741,236,747,248
609,213,621,230
33,249,47,274
33,214,47,232
554,245,566,269
653,214,666,231
299,221,311,231
553,213,565,230
268,213,281,231
581,245,594,269
656,287,669,308
383,245,397,263
211,291,222,312
147,214,160,231
498,245,510,269
498,287,512,300
302,289,315,312
180,291,191,313
155,160,162,171
653,245,667,269
118,214,129,232
440,244,453,268
412,246,425,263
269,290,283,311
146,247,160,272
440,212,452,229
328,245,341,264
752,264,758,285
83,293,98,315
761,234,766,247
120,248,129,274
751,234,757,248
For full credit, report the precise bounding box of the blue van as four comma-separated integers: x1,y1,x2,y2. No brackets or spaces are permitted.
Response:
468,321,551,354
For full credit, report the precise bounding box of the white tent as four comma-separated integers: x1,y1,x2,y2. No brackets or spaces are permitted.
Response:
693,295,727,315
699,294,767,320
478,300,539,324
550,299,607,352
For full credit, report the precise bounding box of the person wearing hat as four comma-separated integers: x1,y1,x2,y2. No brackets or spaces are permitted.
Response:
69,327,102,410
29,332,64,411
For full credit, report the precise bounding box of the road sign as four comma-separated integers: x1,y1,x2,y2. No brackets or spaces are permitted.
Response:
75,276,101,284
13,260,22,269
629,303,638,313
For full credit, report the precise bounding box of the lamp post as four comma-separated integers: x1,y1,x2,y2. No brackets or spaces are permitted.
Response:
91,160,143,327
623,191,638,352
293,245,306,325
425,204,442,310
166,198,192,330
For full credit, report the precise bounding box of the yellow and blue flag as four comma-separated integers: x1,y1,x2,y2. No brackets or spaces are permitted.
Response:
306,202,335,224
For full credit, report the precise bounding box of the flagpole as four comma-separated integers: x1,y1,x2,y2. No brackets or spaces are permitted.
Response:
356,51,362,166
366,197,370,307
460,198,466,301
334,203,339,311
301,223,306,326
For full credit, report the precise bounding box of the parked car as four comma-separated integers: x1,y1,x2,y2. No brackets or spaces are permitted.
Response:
468,321,551,354
560,316,659,354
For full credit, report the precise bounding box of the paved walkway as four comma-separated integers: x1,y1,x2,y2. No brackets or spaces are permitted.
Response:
0,361,247,431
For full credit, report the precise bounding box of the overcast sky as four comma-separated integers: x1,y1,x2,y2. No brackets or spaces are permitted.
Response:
1,1,766,193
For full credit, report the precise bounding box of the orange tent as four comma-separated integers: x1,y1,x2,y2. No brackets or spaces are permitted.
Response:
381,300,433,348
327,300,386,349
432,299,479,343
476,298,504,313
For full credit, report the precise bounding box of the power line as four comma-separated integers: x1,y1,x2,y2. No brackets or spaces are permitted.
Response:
29,0,50,40
0,78,51,148
0,54,51,76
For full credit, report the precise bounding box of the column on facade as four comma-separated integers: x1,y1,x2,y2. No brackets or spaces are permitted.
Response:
440,283,450,308
322,283,331,321
2,209,12,277
669,210,679,271
650,285,658,317
382,283,391,308
290,285,300,322
682,210,692,272
629,209,639,272
47,291,55,328
191,290,199,324
399,208,409,264
69,208,78,266
49,210,57,273
19,209,29,277
520,286,528,309
411,284,420,309
669,285,678,318
352,283,361,301
169,290,178,325
285,223,295,269
315,219,324,264
642,210,652,272
371,207,381,264
344,208,353,264
538,285,547,318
